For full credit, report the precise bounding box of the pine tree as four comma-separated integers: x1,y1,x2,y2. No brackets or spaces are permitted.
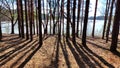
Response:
38,0,43,46
82,0,90,46
110,0,120,52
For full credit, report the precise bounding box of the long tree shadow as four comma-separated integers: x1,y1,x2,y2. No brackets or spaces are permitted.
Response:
86,40,109,50
59,37,71,68
72,42,103,67
50,36,60,68
10,41,39,68
87,38,120,57
0,40,37,67
0,34,55,68
0,38,27,53
77,43,114,68
67,37,115,67
76,42,103,68
111,50,120,57
17,42,41,68
66,39,86,68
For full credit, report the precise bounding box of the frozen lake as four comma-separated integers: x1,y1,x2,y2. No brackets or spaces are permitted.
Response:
1,20,113,37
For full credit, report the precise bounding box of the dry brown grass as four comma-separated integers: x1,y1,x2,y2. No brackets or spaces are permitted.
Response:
0,34,120,68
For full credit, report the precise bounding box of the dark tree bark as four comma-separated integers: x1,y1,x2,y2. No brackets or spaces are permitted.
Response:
82,0,90,46
57,0,61,41
72,0,76,44
66,0,70,41
0,19,1,41
31,1,35,35
17,0,21,37
61,0,64,36
92,0,98,37
11,19,14,34
50,1,52,35
24,0,29,40
53,0,57,35
0,6,2,41
102,0,110,39
38,0,43,46
46,1,49,35
110,0,120,52
29,0,33,41
20,0,25,38
106,0,115,43
76,0,81,37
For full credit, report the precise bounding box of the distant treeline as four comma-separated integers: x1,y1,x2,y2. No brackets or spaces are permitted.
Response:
89,16,114,20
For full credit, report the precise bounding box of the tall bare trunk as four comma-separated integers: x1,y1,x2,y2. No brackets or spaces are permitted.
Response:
110,0,120,52
92,0,98,37
29,0,33,41
82,0,90,46
35,0,39,36
76,0,81,37
20,0,25,38
66,0,70,41
106,0,115,43
72,0,76,44
0,20,1,41
102,0,110,39
17,0,21,37
38,0,43,46
25,0,29,40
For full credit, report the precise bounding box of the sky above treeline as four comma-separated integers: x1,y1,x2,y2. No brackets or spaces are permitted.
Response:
41,0,109,16
1,0,115,17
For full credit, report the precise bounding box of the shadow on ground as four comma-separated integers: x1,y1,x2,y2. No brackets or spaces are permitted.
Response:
0,35,42,68
1,35,119,68
50,36,115,68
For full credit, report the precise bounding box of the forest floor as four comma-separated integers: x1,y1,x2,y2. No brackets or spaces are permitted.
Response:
0,34,120,68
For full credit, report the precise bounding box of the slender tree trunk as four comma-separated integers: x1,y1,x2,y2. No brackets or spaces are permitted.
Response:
0,20,1,41
110,0,120,52
53,23,56,34
31,0,35,35
50,11,52,35
82,0,90,46
20,0,25,38
17,0,21,37
36,8,39,35
66,0,70,41
72,0,76,44
33,12,35,35
58,0,61,41
49,0,52,35
62,0,64,36
29,0,33,41
92,0,98,37
0,26,1,41
106,0,115,43
43,0,47,35
53,0,57,35
38,0,43,46
76,0,81,37
25,0,29,40
11,18,14,34
102,0,110,39
35,0,39,36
